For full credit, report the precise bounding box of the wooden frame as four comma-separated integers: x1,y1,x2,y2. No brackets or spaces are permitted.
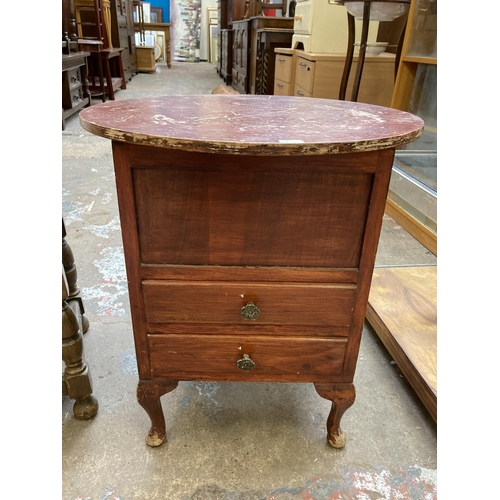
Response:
207,8,218,63
142,2,151,22
151,7,163,23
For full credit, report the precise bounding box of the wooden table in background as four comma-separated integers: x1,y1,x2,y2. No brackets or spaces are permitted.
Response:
367,266,437,422
134,22,172,68
80,96,423,449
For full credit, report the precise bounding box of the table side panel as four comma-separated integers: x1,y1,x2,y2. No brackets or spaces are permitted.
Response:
341,148,395,381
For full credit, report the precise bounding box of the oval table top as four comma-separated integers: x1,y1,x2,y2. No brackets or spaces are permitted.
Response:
79,95,424,156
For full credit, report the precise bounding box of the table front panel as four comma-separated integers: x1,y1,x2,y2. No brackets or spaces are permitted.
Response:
132,166,373,268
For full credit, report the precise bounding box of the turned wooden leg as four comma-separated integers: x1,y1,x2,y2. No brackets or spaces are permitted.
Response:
62,219,89,333
314,383,356,449
137,380,179,447
62,268,98,420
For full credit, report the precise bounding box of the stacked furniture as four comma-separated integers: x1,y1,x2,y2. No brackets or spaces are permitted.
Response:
74,0,127,100
110,0,138,80
62,50,91,130
218,0,294,94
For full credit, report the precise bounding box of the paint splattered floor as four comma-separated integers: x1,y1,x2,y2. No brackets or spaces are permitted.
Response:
62,61,437,500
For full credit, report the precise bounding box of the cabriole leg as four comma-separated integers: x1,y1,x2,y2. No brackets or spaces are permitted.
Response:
314,383,356,449
137,380,179,447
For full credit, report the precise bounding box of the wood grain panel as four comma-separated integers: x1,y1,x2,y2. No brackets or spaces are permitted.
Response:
148,334,347,381
133,166,373,267
366,266,436,422
142,281,356,326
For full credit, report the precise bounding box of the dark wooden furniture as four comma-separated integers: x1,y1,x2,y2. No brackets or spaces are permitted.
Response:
231,19,250,93
220,29,233,84
255,28,293,94
78,40,127,101
62,51,91,129
232,16,293,94
248,17,293,94
110,0,138,80
62,219,98,420
217,0,229,76
74,0,127,101
80,95,423,448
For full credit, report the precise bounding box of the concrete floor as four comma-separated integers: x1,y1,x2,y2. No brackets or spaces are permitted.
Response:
62,61,437,500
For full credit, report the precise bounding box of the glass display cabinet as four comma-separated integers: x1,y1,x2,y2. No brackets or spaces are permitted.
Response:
389,0,437,254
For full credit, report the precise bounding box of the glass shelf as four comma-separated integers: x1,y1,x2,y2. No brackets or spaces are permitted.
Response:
394,151,437,194
399,63,436,152
405,0,437,59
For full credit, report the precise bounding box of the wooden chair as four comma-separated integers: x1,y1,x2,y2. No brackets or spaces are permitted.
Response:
75,0,126,101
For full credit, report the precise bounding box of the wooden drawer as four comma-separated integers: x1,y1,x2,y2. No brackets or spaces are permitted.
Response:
62,82,84,109
67,68,82,87
238,72,246,92
148,334,347,381
294,0,314,35
274,79,292,95
293,84,312,98
142,281,356,326
295,57,315,93
275,54,293,83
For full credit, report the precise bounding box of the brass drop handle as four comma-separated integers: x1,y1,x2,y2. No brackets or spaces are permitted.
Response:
237,354,255,371
241,302,260,321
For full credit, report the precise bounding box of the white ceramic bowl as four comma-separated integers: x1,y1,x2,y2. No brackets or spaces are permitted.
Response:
344,2,409,21
354,41,389,56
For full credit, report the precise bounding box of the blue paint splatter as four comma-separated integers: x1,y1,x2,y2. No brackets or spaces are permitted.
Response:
120,347,138,376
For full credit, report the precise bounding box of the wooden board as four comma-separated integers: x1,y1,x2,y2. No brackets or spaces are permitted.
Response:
366,266,436,422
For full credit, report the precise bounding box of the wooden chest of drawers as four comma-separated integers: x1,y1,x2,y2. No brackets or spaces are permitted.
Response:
274,48,395,106
62,52,91,130
80,95,423,449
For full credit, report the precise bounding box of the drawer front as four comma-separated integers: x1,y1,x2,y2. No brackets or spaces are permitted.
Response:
70,87,84,108
63,84,84,109
294,0,314,35
293,83,312,98
295,57,315,93
68,68,82,88
238,72,246,92
148,334,347,382
142,281,356,326
274,78,291,95
275,54,293,83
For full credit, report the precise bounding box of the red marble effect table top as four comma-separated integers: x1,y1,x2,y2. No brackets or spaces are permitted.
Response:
80,95,424,155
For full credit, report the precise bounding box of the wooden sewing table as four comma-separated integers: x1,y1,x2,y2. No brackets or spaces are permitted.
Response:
80,95,423,448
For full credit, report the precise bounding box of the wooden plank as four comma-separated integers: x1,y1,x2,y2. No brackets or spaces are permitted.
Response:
366,266,437,422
